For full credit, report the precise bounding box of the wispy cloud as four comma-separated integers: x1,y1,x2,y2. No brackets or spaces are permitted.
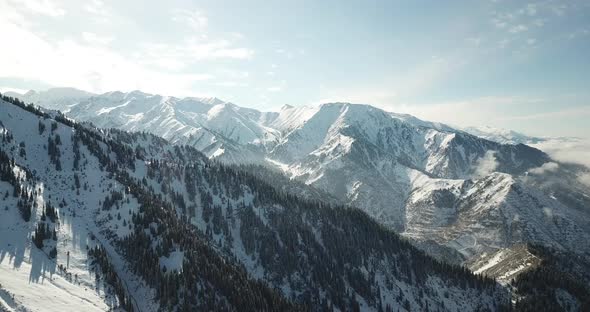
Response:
531,138,590,168
509,24,528,33
140,8,254,63
498,106,590,122
11,0,65,17
172,9,208,31
140,39,253,63
531,138,590,186
267,80,286,92
309,83,398,107
82,32,114,45
85,0,110,18
214,81,248,87
0,2,254,96
488,0,585,50
473,151,499,179
0,86,29,94
568,28,590,40
0,20,213,95
529,162,559,175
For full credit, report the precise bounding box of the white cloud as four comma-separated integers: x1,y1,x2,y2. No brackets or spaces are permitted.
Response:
275,48,295,59
550,4,567,16
267,86,282,92
498,38,511,49
509,24,528,33
542,207,553,219
172,9,208,31
214,81,248,87
0,87,29,94
531,138,590,168
525,3,538,16
141,39,253,62
82,32,114,45
0,19,212,96
0,3,254,96
529,162,559,175
85,0,109,16
498,106,590,122
533,18,546,27
389,96,540,127
578,173,590,187
467,37,483,46
491,11,515,29
489,1,579,50
529,139,590,189
145,58,186,71
311,85,397,108
473,151,499,179
388,97,589,141
11,0,65,17
568,28,590,40
216,69,249,80
392,55,468,99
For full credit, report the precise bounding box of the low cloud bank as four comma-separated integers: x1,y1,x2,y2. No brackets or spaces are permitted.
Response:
531,138,590,187
529,162,559,175
531,138,590,168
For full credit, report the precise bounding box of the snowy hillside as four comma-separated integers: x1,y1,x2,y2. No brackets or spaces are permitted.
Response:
0,95,517,311
0,99,153,311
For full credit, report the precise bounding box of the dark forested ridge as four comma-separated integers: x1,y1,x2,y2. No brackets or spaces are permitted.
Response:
511,244,590,312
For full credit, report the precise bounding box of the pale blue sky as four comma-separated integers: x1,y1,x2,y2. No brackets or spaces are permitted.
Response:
0,0,589,138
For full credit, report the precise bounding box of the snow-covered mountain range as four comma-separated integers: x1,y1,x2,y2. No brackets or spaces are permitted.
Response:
8,88,590,269
0,95,517,311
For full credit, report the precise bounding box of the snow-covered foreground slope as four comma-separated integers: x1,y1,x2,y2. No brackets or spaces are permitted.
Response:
0,100,158,311
11,89,590,270
0,97,514,311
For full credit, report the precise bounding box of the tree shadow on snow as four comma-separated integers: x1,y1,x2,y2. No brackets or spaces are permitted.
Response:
28,245,56,284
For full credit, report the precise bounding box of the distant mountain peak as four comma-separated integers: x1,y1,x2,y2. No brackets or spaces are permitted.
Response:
462,125,546,145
